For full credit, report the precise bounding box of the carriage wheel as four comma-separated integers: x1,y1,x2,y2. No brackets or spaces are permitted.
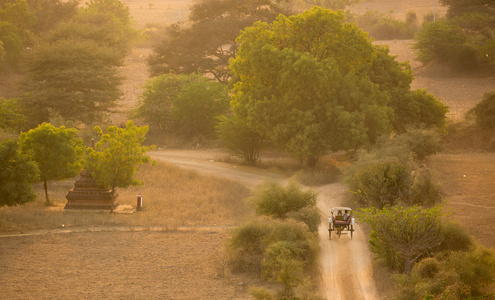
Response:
337,228,341,238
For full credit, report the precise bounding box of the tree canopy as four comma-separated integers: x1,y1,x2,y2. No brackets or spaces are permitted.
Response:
361,206,444,274
0,139,39,206
148,0,292,82
135,73,230,143
414,0,495,71
21,12,128,126
19,123,84,205
85,121,154,192
227,7,447,166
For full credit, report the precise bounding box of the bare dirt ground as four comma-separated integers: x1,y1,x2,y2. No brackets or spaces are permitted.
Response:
2,0,495,299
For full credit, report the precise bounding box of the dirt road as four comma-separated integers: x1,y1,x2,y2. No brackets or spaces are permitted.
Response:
150,150,378,300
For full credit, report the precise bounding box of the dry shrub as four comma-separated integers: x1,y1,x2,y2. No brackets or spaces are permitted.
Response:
0,161,251,233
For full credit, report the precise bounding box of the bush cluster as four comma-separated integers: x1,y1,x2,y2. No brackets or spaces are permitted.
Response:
353,10,417,40
343,128,444,208
228,182,320,299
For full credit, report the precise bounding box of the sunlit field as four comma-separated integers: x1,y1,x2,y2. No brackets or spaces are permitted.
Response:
0,161,252,234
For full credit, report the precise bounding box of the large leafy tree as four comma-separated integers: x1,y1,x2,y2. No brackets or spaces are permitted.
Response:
0,0,37,71
414,0,495,71
135,73,230,141
228,7,447,166
148,0,292,82
85,121,154,192
0,139,39,206
230,7,391,166
26,0,79,34
21,13,128,125
361,206,444,274
19,123,84,205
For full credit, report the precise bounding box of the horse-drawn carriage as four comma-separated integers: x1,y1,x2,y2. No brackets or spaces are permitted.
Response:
328,207,354,239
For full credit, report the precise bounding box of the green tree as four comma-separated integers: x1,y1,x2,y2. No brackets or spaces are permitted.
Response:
0,21,23,70
216,115,265,165
414,0,495,71
19,123,84,205
0,97,25,131
136,73,230,142
361,206,444,274
21,14,126,125
80,0,135,44
0,139,39,206
0,0,37,44
469,92,495,130
262,241,304,298
148,0,291,82
26,0,79,34
85,121,154,192
349,161,412,209
254,181,317,220
231,7,394,166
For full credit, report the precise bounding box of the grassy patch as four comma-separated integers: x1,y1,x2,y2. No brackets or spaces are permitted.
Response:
0,161,252,233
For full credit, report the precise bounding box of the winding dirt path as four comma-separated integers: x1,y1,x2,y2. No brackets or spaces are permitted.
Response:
150,150,378,299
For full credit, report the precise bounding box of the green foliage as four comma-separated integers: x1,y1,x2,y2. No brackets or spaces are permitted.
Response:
81,0,136,43
396,246,495,299
0,21,23,70
136,73,230,143
286,207,320,234
408,168,443,208
85,121,154,191
348,161,412,209
360,206,444,274
249,286,274,300
19,123,84,204
469,92,495,130
0,97,24,131
148,0,290,82
229,217,317,281
21,15,126,126
414,0,495,71
394,127,444,162
414,21,466,64
0,139,39,206
262,241,304,298
26,0,79,33
216,115,265,165
231,7,397,166
354,9,416,40
0,0,37,43
253,181,317,220
434,221,473,253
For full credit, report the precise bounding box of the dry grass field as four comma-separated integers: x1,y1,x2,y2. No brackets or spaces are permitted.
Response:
1,0,495,299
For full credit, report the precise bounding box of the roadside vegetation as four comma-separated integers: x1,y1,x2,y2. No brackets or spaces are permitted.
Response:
1,0,495,299
228,182,321,299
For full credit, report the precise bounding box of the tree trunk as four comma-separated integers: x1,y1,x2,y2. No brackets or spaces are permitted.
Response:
43,181,51,206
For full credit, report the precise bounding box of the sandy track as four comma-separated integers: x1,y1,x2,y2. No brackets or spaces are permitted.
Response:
151,150,378,299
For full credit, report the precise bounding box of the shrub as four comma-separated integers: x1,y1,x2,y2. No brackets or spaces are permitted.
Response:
414,21,466,65
397,246,495,299
355,10,415,40
469,92,495,130
286,207,320,233
434,222,473,253
349,161,412,209
407,168,443,207
253,181,317,219
0,139,39,206
262,241,305,297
